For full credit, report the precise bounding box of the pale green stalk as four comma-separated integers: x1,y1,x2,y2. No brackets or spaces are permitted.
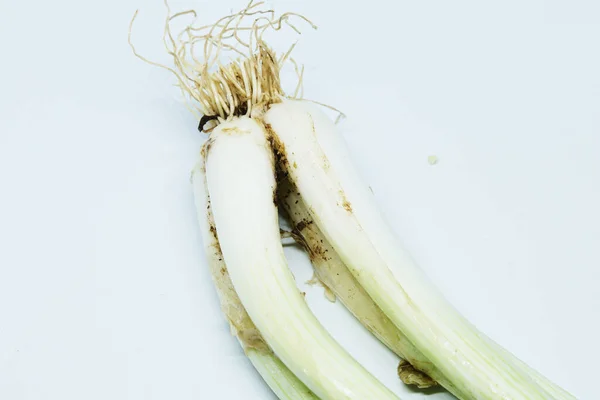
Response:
279,178,469,398
202,116,399,400
265,99,574,400
192,151,317,400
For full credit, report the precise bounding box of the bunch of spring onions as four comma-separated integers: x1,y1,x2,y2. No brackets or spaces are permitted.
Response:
130,2,574,399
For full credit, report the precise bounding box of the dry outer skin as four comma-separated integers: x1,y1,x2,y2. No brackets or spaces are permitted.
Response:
206,223,269,351
306,274,337,303
398,361,437,389
277,178,440,390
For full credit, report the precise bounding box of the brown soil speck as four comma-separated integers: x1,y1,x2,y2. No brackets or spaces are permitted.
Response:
296,220,307,232
307,243,329,262
209,224,223,253
339,190,353,213
221,126,249,135
295,218,313,232
342,200,353,212
264,123,289,170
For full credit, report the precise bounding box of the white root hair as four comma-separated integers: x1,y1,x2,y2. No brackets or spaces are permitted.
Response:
128,0,318,125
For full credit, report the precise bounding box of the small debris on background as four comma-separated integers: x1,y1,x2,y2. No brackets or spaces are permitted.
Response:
428,155,439,166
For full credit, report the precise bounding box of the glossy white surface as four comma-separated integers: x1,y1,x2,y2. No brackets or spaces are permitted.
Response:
0,0,598,398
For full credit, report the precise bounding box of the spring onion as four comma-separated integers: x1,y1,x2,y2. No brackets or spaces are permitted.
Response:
131,1,573,398
192,154,317,400
202,116,398,399
264,98,574,399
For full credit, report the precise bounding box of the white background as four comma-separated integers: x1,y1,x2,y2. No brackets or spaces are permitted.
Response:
1,0,598,398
